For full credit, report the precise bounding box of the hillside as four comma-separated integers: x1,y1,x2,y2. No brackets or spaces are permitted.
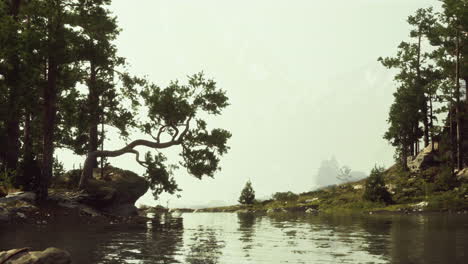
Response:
192,144,468,214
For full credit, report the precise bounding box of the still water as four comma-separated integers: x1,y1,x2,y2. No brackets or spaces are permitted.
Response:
0,212,467,264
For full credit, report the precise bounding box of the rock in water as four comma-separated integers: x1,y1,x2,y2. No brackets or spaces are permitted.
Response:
0,247,71,264
54,166,149,217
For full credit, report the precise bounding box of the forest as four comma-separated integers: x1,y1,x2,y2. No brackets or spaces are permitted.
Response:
380,0,467,172
0,0,231,202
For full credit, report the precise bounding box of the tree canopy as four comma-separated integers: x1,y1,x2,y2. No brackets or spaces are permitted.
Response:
380,0,468,171
0,0,231,201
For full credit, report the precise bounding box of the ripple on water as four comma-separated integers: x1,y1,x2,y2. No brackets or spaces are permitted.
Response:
0,213,467,263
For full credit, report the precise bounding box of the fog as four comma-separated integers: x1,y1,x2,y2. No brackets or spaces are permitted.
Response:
57,0,440,208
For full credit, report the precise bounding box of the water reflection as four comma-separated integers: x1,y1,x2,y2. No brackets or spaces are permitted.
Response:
237,212,256,257
0,213,467,263
0,214,185,264
185,226,225,264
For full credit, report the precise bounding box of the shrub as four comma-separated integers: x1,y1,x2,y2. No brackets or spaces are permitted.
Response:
363,166,393,204
272,191,298,201
434,166,459,191
238,180,255,205
427,191,468,210
0,169,14,196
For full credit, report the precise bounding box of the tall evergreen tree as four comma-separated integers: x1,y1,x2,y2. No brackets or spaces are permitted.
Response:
239,180,255,205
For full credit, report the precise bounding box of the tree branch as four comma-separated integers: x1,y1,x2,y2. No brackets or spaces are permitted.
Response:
128,149,148,168
176,117,192,143
171,124,179,141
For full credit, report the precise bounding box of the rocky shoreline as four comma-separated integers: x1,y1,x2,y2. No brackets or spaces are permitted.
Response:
0,167,151,225
0,248,71,264
0,167,152,263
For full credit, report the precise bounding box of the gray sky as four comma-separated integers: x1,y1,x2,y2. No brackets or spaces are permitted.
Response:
58,0,440,208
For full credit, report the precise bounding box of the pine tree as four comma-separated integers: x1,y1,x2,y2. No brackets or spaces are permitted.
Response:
238,180,255,205
363,166,392,204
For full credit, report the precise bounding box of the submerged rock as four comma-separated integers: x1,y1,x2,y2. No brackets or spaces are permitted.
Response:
0,247,71,264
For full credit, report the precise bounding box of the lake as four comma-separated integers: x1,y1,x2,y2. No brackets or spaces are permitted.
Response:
0,212,467,263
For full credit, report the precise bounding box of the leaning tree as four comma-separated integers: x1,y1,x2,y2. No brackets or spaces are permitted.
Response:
78,73,232,199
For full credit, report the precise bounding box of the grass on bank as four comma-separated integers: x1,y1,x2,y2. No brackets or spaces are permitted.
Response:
195,165,468,214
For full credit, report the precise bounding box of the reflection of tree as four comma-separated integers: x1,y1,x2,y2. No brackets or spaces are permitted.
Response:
387,215,466,264
95,215,184,264
237,212,256,254
358,216,392,258
185,226,225,264
0,215,184,264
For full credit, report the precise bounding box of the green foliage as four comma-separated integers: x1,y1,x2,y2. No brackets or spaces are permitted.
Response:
0,168,14,193
272,191,299,201
143,152,180,200
52,157,65,178
135,73,231,199
238,180,255,205
363,166,393,204
434,166,459,191
426,190,468,210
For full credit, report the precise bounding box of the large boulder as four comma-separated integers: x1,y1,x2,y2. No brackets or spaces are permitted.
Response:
54,167,149,216
407,142,438,173
456,168,468,183
0,248,71,264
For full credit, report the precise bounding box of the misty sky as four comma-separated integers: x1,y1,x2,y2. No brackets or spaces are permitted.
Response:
57,0,441,208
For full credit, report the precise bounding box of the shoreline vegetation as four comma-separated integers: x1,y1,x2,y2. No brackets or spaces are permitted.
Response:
170,144,468,215
172,167,468,216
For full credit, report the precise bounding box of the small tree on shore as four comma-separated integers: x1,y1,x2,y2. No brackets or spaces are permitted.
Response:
238,180,255,205
363,166,393,204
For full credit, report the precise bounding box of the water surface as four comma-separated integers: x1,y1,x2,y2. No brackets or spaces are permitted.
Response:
0,213,467,263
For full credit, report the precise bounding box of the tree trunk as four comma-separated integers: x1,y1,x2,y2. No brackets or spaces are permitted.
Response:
401,144,408,170
450,105,455,174
430,95,434,152
455,29,463,170
37,12,61,201
410,141,415,157
38,53,58,201
465,78,468,106
19,112,34,191
417,32,430,147
5,0,23,177
88,61,99,169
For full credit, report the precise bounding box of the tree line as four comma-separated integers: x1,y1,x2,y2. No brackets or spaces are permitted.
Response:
381,0,468,172
0,0,231,201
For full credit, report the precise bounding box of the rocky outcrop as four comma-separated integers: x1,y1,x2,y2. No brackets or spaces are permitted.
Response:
456,168,468,183
54,167,149,217
0,192,39,223
407,142,439,173
0,247,71,264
